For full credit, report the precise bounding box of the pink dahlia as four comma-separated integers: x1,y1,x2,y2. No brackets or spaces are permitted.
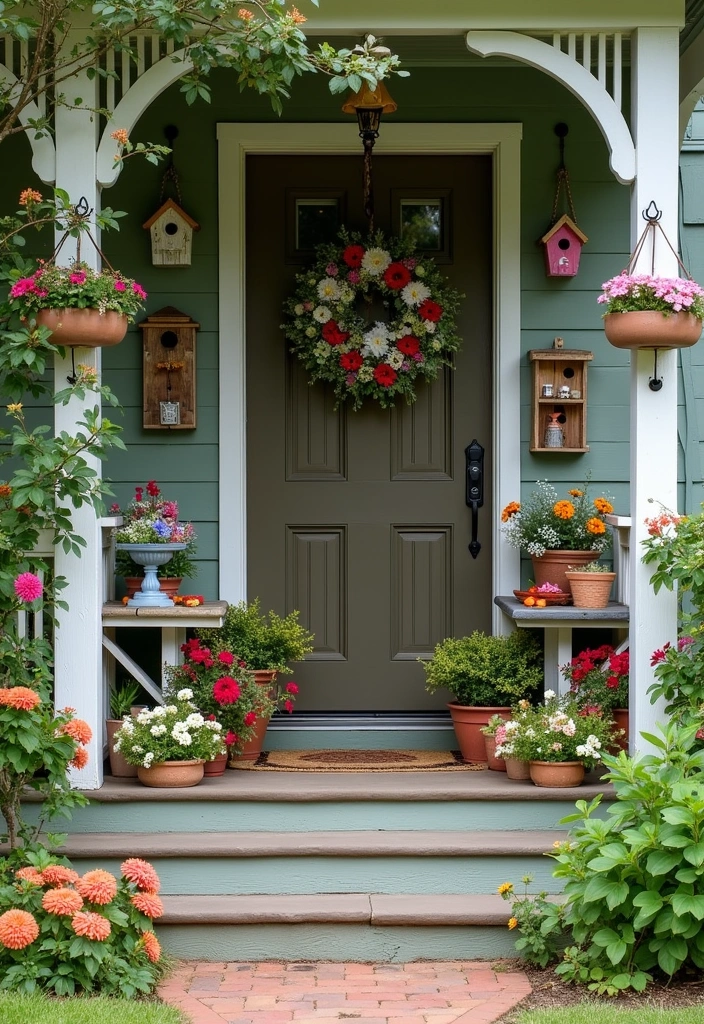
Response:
13,572,43,602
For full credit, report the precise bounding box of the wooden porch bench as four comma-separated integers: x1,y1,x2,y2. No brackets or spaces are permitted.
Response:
102,601,228,704
494,596,629,694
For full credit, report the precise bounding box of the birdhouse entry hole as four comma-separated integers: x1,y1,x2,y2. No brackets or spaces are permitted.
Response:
558,238,571,250
160,330,178,349
562,367,575,379
165,222,179,236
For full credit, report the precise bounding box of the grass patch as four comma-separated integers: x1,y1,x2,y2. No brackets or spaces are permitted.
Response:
0,992,187,1024
517,1009,704,1024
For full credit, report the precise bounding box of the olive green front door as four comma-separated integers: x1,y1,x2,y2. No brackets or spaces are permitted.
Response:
246,155,492,711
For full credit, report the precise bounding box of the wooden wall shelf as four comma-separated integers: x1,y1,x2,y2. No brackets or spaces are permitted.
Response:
529,348,592,453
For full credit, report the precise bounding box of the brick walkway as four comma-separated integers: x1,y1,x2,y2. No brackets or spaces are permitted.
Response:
159,961,532,1024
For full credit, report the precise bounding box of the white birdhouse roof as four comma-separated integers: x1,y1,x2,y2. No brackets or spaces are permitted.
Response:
142,198,200,231
540,214,588,245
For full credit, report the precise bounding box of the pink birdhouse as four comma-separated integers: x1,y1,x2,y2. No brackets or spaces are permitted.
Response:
541,214,588,278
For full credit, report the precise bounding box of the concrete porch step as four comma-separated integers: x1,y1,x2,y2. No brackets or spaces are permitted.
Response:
45,828,565,895
157,892,542,961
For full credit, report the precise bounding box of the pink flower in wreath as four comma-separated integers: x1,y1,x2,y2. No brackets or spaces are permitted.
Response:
347,270,361,285
325,263,339,277
14,572,43,602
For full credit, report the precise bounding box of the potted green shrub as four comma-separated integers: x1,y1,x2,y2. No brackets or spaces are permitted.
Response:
197,599,313,760
106,680,141,778
421,630,543,762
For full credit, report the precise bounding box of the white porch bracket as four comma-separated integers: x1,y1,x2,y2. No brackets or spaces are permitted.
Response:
679,28,704,141
465,30,636,184
101,632,164,706
0,64,56,182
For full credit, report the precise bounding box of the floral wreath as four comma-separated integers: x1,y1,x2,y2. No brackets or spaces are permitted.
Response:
282,230,462,409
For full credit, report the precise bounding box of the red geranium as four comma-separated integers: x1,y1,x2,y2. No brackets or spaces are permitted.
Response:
383,262,412,290
418,299,443,322
340,350,363,372
321,320,350,346
397,335,420,356
213,676,241,705
243,711,257,726
343,244,365,268
373,364,398,388
218,651,234,665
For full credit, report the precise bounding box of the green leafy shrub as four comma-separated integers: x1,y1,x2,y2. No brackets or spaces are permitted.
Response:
197,598,314,672
421,630,543,707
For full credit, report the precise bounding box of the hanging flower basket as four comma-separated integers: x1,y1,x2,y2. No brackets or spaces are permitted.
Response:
603,310,702,350
35,307,128,348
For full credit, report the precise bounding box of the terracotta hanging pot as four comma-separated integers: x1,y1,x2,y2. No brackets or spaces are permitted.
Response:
36,307,128,347
504,757,532,781
604,310,702,350
203,751,228,777
106,719,138,778
228,669,278,766
137,759,204,788
565,570,616,609
531,549,599,593
529,760,585,788
447,705,511,763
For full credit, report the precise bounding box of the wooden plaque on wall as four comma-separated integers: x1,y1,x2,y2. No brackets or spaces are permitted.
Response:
140,306,198,430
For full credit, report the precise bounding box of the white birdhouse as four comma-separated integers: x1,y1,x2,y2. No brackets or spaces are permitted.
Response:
142,199,200,267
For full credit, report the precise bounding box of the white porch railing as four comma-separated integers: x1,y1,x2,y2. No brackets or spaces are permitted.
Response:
605,513,632,605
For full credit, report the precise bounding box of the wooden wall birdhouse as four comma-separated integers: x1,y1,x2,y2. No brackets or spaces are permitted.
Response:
142,199,200,267
140,307,198,429
541,214,588,278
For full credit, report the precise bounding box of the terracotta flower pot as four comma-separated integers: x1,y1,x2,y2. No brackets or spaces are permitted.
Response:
106,719,138,778
604,310,702,350
228,669,277,765
123,576,182,599
484,734,507,771
611,707,629,753
137,759,204,788
505,757,532,781
447,704,511,763
565,570,616,609
529,760,585,788
531,549,600,593
36,307,127,347
203,751,228,777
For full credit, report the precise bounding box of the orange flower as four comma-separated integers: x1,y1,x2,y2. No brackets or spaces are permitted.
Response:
131,891,164,918
15,866,44,886
553,500,575,520
0,686,40,711
19,188,42,206
0,484,12,497
121,858,161,892
289,5,306,22
238,7,254,18
70,746,90,769
76,869,118,905
568,489,583,497
42,887,83,916
593,498,614,515
0,909,39,948
142,930,161,963
71,911,111,941
110,128,129,146
586,517,606,535
501,501,520,522
41,865,80,887
60,718,92,744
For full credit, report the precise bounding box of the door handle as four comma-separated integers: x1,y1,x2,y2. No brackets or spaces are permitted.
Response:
465,440,484,559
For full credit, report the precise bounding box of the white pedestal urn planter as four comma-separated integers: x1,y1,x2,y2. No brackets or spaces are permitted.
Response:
115,542,187,607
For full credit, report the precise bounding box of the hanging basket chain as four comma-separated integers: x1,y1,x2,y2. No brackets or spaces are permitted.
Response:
551,124,578,226
159,162,183,207
624,201,692,280
51,197,117,273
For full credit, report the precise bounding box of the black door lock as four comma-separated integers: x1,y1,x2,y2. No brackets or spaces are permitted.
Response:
465,440,484,559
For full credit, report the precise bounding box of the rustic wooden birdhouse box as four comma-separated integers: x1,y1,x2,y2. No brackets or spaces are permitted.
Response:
140,307,198,429
142,199,200,267
540,214,588,278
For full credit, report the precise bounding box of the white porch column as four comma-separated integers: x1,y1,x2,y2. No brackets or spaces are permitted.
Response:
52,43,104,789
629,27,680,754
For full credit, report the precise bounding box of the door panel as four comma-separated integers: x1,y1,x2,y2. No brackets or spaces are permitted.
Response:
245,155,492,711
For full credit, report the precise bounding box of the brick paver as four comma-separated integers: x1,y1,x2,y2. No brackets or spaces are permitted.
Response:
159,961,531,1024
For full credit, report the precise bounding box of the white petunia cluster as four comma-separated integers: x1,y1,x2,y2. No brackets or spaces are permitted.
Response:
576,735,602,760
177,688,194,701
150,724,167,736
143,752,155,768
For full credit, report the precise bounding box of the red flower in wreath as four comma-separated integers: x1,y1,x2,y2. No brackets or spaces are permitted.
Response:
340,350,363,372
321,320,350,346
343,244,365,268
397,334,420,356
383,262,412,290
373,364,398,388
419,298,443,322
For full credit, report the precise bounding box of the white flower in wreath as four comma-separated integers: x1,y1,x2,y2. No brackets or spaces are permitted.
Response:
431,339,441,351
305,326,317,338
313,305,332,323
401,281,431,307
340,287,355,304
425,321,436,334
416,266,426,277
357,365,374,382
317,277,341,301
387,349,404,370
361,248,391,275
362,322,390,358
314,342,332,359
294,303,305,315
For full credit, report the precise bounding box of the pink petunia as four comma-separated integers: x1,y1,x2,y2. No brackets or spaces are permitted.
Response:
132,282,147,300
13,573,43,602
69,272,86,285
114,280,126,292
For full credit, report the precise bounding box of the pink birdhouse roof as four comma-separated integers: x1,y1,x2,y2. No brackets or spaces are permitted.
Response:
142,197,200,231
540,213,588,245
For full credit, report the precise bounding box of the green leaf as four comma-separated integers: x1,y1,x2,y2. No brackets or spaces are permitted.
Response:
593,927,620,947
646,850,682,875
684,841,704,867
